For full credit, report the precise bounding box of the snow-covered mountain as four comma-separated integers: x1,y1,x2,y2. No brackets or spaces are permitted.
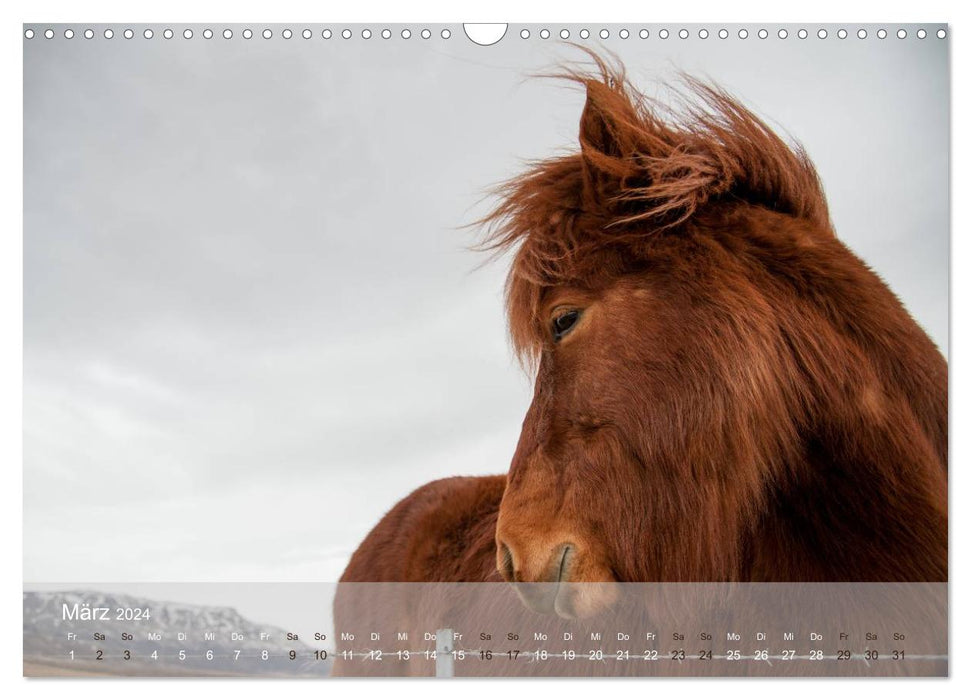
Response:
23,589,331,676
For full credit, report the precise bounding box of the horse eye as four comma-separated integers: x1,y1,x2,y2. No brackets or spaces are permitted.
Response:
552,310,581,341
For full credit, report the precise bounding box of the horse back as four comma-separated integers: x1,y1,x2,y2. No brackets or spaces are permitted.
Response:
340,474,505,583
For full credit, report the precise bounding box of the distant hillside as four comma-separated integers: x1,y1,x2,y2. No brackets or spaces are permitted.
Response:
23,589,331,677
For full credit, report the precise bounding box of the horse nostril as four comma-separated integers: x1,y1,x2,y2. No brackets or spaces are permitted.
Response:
499,542,515,581
555,544,573,583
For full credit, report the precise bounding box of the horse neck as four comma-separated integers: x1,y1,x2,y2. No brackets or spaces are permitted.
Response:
746,410,947,581
740,222,948,581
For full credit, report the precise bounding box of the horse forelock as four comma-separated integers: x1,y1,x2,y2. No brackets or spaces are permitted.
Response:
479,51,832,366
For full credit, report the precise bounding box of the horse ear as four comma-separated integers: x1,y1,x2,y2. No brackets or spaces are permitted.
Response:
579,82,624,158
578,80,636,208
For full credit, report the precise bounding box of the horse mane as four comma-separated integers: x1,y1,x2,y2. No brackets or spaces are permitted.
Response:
480,52,832,365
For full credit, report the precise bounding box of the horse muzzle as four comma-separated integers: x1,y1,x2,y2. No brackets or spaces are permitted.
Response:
498,539,610,618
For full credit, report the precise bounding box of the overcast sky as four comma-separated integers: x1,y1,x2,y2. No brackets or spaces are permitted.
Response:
24,24,949,584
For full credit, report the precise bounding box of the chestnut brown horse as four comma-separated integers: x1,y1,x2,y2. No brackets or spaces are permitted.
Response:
338,56,947,621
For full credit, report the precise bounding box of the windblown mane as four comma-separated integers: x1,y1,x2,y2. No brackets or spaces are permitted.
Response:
481,54,832,364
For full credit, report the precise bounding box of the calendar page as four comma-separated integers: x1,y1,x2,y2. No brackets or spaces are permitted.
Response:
22,22,949,678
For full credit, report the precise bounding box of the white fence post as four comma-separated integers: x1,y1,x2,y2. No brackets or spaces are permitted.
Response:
435,628,454,678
